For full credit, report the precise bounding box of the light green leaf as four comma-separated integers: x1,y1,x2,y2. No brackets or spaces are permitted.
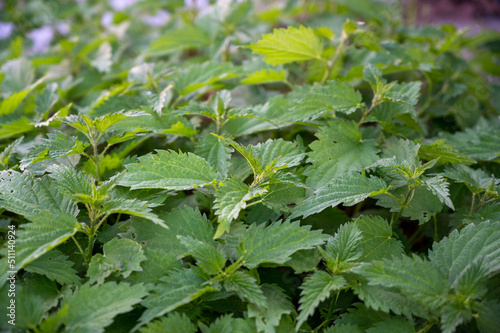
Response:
0,171,81,277
119,150,218,190
146,25,211,57
0,58,35,94
100,198,166,227
0,117,34,139
305,119,379,188
0,136,23,169
355,215,403,262
238,220,326,269
62,282,148,333
224,271,267,308
297,271,347,329
24,250,79,285
90,42,112,73
248,25,324,65
291,172,388,219
20,131,88,169
87,238,147,284
295,81,362,116
214,178,267,238
136,268,218,330
0,89,31,116
139,312,196,333
201,314,235,333
162,121,197,138
178,236,226,275
241,68,287,85
35,83,59,116
247,284,295,333
418,139,475,165
382,81,421,119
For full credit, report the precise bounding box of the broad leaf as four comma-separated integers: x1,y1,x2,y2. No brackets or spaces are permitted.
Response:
62,282,148,333
119,150,218,190
295,81,362,115
355,216,403,261
322,222,363,272
195,134,233,178
241,68,286,85
248,25,324,65
87,238,147,284
224,271,267,308
418,139,475,165
146,25,210,57
24,250,79,285
139,312,196,333
136,267,218,330
238,220,325,269
0,171,81,276
296,271,347,329
178,236,226,275
291,172,388,219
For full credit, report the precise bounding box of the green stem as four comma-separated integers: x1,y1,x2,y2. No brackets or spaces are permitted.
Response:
416,321,434,333
320,31,347,85
71,235,86,259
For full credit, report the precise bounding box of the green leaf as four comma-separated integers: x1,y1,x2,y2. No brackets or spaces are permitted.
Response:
476,300,500,333
0,89,31,116
224,271,267,307
24,250,79,285
35,83,59,116
100,198,166,227
375,186,443,224
443,164,496,194
355,216,403,262
291,172,388,219
119,150,218,190
305,119,379,188
248,25,324,65
247,284,295,333
195,134,233,178
174,62,240,95
178,236,226,275
352,283,426,318
418,139,475,165
262,181,305,212
324,323,363,333
0,171,81,274
201,314,235,333
130,206,214,260
20,131,88,169
428,221,500,286
443,118,500,161
87,238,147,284
146,25,211,57
127,248,182,288
296,271,347,329
0,117,34,140
365,317,414,333
46,165,93,202
241,68,287,85
62,282,148,333
424,175,454,209
136,268,218,330
139,312,196,333
322,222,363,272
251,138,305,171
353,255,449,311
382,81,421,119
334,303,391,330
214,178,267,238
238,220,326,269
295,81,362,116
0,58,35,94
162,121,197,138
0,136,23,169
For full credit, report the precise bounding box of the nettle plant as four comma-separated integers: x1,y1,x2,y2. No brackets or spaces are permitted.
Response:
1,0,500,332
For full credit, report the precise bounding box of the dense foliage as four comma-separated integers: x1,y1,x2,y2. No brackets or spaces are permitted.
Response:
1,0,500,332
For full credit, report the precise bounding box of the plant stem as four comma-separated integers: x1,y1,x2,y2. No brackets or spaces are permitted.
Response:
71,235,86,258
320,31,347,85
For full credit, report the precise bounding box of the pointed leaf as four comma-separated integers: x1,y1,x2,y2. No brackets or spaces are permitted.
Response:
241,68,287,85
119,150,218,190
322,222,363,272
238,220,326,269
62,282,148,333
297,271,347,329
291,172,388,219
355,215,404,262
24,250,79,285
195,134,233,178
248,25,323,65
424,175,454,209
418,139,475,165
178,236,226,275
224,271,267,307
139,312,196,333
